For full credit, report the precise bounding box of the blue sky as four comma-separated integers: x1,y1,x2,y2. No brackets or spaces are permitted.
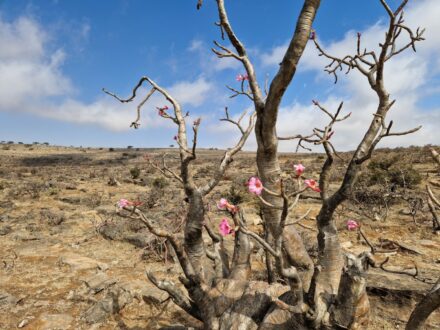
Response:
0,0,439,150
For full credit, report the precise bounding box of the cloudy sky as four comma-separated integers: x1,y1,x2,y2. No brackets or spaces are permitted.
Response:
0,0,439,151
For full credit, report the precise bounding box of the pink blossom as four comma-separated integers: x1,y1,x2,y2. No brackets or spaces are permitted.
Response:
156,105,169,116
293,164,305,177
236,74,249,82
304,179,321,193
217,198,237,214
219,218,233,236
347,220,360,231
117,199,143,209
217,198,229,210
117,199,130,209
248,176,263,196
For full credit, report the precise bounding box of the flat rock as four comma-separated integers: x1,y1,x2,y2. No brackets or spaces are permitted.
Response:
83,286,132,324
0,291,18,308
367,269,431,294
37,313,74,330
59,254,108,271
120,279,169,304
0,225,12,235
418,239,439,249
83,272,117,294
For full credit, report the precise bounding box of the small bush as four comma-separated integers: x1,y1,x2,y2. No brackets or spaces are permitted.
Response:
152,177,169,189
130,167,141,179
363,155,421,189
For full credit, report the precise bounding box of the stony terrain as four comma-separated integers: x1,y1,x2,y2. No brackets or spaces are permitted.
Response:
0,143,439,329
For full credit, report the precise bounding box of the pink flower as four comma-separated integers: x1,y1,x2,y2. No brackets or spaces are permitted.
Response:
347,220,360,231
217,198,229,210
236,74,249,82
294,164,305,177
156,105,169,116
217,198,237,214
117,199,143,209
219,218,233,236
304,179,321,193
248,176,263,196
117,199,130,209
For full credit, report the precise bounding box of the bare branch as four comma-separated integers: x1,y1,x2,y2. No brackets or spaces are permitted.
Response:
119,207,197,282
427,184,440,208
215,0,264,107
212,40,242,61
200,111,256,195
102,77,152,103
147,272,201,320
149,154,183,184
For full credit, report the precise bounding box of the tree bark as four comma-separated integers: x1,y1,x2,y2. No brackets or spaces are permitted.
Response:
406,278,440,330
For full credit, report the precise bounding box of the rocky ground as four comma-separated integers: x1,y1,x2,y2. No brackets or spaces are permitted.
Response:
0,143,439,329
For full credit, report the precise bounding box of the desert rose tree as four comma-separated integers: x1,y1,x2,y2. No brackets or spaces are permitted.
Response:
103,0,434,329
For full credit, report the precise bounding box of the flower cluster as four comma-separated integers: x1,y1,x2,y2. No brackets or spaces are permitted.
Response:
156,105,169,117
293,163,305,177
304,179,321,192
219,218,234,236
217,198,237,214
117,199,143,209
347,219,360,231
236,73,249,82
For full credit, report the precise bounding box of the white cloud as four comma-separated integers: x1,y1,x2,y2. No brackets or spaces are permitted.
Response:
0,15,214,131
260,44,287,67
169,77,213,107
0,16,46,60
187,39,241,72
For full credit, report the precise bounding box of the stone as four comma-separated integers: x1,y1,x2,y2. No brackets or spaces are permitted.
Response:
0,291,18,308
83,285,132,324
59,196,81,205
83,273,117,294
107,177,120,186
367,268,431,294
120,280,169,304
38,313,74,329
40,209,65,226
59,254,109,271
340,241,353,249
0,225,12,236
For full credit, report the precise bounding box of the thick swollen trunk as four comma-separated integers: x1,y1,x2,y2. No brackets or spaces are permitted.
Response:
229,218,252,280
184,191,213,282
406,278,440,330
330,253,371,329
256,128,313,285
310,202,344,327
